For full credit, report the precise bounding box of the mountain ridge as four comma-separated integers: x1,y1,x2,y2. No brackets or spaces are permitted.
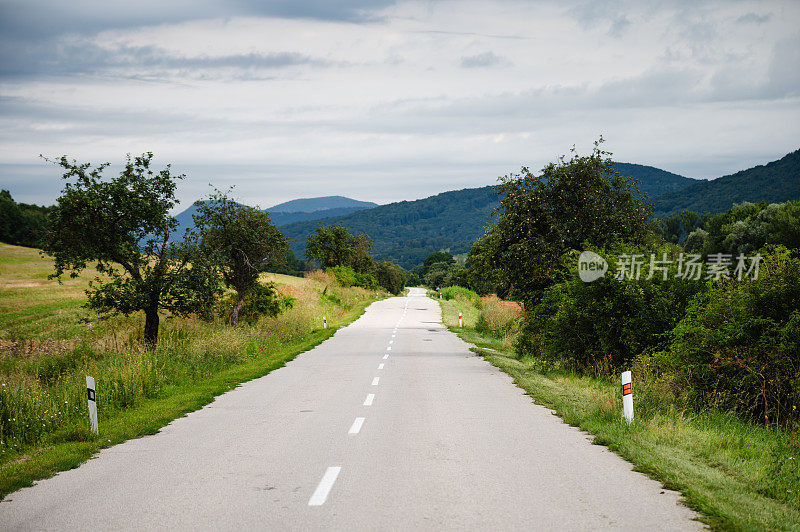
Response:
651,149,800,216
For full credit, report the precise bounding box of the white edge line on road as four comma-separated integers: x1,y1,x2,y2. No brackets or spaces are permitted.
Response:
383,354,389,359
364,393,375,406
378,363,385,370
372,377,380,385
308,467,341,506
348,417,365,434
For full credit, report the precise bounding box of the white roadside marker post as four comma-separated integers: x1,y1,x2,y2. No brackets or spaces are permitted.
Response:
323,316,327,329
86,376,98,434
621,371,633,424
458,312,463,327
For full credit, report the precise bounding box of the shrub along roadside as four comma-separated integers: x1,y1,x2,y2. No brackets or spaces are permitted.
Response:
438,296,800,531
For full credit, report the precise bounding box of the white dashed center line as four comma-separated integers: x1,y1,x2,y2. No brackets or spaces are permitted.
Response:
372,377,380,386
383,354,389,360
387,346,392,351
308,467,341,506
349,417,365,434
378,363,385,370
363,393,375,406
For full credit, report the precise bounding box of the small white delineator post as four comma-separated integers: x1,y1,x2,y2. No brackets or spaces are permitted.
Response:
621,371,633,424
458,312,463,327
323,316,327,329
86,375,98,435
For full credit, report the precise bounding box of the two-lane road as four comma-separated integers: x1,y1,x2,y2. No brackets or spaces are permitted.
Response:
0,287,700,530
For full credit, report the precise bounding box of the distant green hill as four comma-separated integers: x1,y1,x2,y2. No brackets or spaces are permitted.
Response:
652,150,800,217
612,162,695,197
269,196,377,213
173,196,377,240
281,186,500,268
281,162,698,268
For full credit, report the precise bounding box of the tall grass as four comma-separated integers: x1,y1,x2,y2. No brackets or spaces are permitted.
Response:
0,248,375,463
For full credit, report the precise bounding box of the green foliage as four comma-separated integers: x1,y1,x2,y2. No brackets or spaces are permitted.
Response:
374,261,406,295
191,190,287,326
307,224,409,294
656,210,710,244
217,282,292,325
0,190,51,248
306,223,370,269
423,251,455,270
414,250,467,288
669,246,800,427
438,285,478,302
519,245,707,374
700,201,800,257
261,246,307,277
480,139,655,304
42,153,219,346
329,265,378,290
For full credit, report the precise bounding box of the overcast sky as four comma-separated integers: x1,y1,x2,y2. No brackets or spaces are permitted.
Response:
1,0,798,209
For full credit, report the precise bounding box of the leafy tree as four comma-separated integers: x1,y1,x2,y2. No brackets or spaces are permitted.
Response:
700,201,800,257
192,191,288,326
479,139,654,305
375,261,406,295
306,223,365,268
261,246,306,277
0,190,51,248
423,251,455,272
43,153,219,347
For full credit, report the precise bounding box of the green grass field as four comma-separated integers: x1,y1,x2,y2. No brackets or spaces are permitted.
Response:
438,297,800,531
0,243,380,499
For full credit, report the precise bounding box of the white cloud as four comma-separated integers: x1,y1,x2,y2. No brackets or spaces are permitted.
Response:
0,0,798,208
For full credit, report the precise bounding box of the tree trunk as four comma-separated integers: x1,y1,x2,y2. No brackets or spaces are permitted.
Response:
229,294,245,326
144,307,159,349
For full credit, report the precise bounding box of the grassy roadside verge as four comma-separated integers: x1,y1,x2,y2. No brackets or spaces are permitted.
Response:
0,304,369,500
0,243,381,500
437,296,800,531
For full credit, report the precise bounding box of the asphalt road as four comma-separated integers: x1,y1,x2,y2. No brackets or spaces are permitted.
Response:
0,287,701,530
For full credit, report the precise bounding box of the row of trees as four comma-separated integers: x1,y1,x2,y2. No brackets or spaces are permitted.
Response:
41,153,412,347
305,223,411,295
44,153,290,346
0,190,51,248
428,139,799,427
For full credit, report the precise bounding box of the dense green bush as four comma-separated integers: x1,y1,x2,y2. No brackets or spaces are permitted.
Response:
374,261,406,295
438,285,479,302
669,246,800,427
329,265,378,290
517,246,707,374
217,282,293,325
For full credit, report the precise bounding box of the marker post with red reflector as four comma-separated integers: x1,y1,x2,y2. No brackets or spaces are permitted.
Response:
458,312,463,327
621,371,633,424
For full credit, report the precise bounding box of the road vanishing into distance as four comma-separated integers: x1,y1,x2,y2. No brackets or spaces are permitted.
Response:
1,288,701,530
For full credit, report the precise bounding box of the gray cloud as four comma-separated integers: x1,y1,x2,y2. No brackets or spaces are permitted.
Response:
460,51,507,68
0,40,339,79
0,0,392,79
608,15,631,37
736,12,771,24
